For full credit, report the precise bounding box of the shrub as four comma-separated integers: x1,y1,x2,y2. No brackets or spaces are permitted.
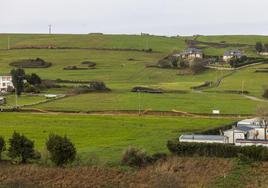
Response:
0,136,5,160
263,89,268,99
88,81,111,92
25,73,42,85
46,134,76,166
189,59,206,74
121,147,151,167
8,132,36,163
167,140,268,161
24,82,40,93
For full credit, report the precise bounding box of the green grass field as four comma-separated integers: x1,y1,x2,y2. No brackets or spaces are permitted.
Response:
0,113,236,164
0,34,267,114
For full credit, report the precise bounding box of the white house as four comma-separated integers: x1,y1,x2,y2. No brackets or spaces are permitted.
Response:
0,75,13,92
179,118,268,147
223,49,242,61
174,48,203,59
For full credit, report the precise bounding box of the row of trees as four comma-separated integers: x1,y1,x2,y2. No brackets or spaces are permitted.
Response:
255,42,268,53
0,132,76,166
11,68,42,96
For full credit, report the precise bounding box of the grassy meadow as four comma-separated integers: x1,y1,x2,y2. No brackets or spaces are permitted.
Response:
0,34,267,114
0,113,236,163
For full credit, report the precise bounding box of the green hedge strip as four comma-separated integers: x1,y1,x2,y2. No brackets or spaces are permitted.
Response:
167,140,268,161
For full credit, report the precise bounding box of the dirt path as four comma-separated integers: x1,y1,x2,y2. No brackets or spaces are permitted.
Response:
243,95,268,102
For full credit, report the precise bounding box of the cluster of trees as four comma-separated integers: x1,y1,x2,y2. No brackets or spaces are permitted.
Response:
228,55,248,68
157,56,206,74
11,68,42,95
0,132,76,166
255,42,268,53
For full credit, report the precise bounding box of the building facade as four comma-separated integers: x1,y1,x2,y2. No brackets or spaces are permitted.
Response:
0,75,13,92
223,49,242,61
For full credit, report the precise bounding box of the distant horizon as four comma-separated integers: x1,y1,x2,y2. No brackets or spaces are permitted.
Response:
1,32,268,37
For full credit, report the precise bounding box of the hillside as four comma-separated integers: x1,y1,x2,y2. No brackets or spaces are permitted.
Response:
0,34,267,115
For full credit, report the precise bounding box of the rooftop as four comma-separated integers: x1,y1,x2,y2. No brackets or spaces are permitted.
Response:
224,49,242,57
180,134,226,141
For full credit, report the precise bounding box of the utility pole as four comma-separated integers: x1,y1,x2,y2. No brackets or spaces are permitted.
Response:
49,24,52,34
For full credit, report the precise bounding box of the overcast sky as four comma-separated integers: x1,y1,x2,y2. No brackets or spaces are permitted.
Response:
1,0,268,36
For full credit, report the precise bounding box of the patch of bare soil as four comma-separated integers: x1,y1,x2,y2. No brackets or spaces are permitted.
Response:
0,157,233,188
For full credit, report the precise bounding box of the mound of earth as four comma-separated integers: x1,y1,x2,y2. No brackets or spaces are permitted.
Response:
10,58,52,68
131,87,163,94
81,61,97,67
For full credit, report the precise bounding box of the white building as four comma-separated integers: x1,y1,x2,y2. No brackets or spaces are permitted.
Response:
223,49,242,62
0,75,13,92
179,118,268,147
174,48,203,59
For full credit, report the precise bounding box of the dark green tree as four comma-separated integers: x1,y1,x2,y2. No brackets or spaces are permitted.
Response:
8,132,35,163
26,73,42,85
46,134,76,166
255,42,263,53
0,136,5,160
10,68,25,96
264,44,268,52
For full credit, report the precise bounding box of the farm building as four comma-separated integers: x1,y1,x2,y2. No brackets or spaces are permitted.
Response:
174,48,203,59
180,118,268,147
223,49,242,61
179,135,227,144
0,75,13,93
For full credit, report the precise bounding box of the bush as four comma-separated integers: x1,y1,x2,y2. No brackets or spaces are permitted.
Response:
46,134,76,166
25,73,42,85
167,140,268,161
8,132,36,163
0,136,5,160
24,82,40,93
121,147,151,167
263,89,268,99
88,81,111,92
189,59,206,74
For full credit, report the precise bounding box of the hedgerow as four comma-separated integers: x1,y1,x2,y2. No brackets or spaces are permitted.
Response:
167,139,268,161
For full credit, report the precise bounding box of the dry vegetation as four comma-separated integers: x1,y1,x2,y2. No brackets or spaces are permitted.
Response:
0,157,233,188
